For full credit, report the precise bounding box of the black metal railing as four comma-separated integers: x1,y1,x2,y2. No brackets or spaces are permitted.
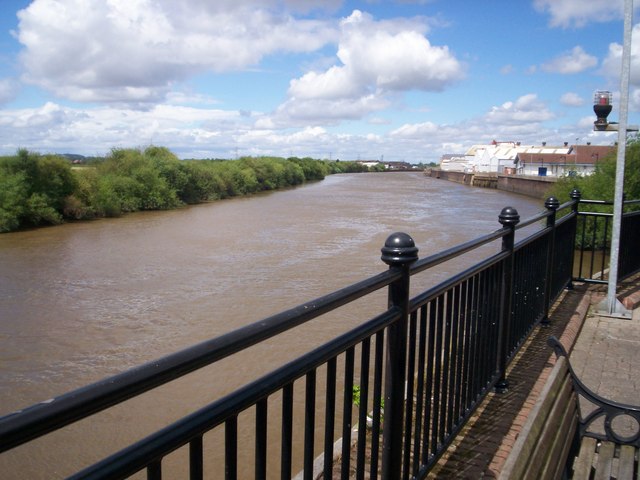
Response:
0,193,632,479
573,193,640,283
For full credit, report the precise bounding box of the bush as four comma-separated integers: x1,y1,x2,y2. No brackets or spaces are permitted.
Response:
0,147,371,232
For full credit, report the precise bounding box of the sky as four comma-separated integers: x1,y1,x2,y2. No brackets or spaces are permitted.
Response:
0,0,639,163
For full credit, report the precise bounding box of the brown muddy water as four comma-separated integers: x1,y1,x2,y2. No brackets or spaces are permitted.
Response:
0,172,543,478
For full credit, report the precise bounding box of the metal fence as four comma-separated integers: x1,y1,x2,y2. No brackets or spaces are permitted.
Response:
573,194,640,283
0,192,635,480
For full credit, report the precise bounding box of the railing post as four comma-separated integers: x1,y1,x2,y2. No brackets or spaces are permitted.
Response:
380,232,418,480
566,189,581,290
541,197,560,325
496,207,519,393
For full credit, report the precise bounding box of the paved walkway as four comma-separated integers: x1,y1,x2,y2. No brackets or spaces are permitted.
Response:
429,275,640,478
571,293,640,406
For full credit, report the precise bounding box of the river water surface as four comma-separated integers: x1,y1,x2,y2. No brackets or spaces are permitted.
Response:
0,172,543,478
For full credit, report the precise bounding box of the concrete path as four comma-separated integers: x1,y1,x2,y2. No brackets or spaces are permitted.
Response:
571,301,640,406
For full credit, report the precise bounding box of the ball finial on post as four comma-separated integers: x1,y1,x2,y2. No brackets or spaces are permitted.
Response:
545,197,560,211
381,232,419,266
570,189,581,201
498,207,520,228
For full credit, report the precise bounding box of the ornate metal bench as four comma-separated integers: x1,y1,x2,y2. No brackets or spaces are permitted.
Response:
499,336,640,479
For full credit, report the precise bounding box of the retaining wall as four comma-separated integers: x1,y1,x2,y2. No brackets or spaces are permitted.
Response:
427,169,556,199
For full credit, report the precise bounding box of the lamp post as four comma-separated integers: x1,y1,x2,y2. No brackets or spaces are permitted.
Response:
591,0,638,317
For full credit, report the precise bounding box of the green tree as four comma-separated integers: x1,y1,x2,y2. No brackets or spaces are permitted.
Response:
0,168,27,232
0,150,77,228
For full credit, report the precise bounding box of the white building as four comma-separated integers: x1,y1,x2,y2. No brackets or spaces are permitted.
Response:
439,154,470,172
439,141,614,177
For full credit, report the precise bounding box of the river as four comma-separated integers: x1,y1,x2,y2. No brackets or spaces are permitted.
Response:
0,172,542,478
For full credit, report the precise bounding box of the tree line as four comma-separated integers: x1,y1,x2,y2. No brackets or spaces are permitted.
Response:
0,147,374,233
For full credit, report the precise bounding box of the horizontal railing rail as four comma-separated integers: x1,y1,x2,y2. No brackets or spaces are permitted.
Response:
0,191,636,479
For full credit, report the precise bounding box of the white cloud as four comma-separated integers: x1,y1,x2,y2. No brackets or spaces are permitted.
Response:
533,0,627,28
15,0,338,106
600,24,640,86
0,102,251,154
560,92,585,107
274,9,463,126
268,94,391,127
541,46,597,74
289,10,463,99
390,121,439,137
484,94,555,125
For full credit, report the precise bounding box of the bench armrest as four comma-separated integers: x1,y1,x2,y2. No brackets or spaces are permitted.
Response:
548,336,640,447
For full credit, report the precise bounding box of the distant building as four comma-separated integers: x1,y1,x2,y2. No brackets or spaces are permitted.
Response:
515,144,615,177
355,160,418,171
384,161,415,171
356,160,382,168
439,141,615,177
439,154,469,172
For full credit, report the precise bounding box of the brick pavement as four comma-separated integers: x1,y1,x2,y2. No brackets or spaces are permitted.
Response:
428,275,640,479
571,289,640,406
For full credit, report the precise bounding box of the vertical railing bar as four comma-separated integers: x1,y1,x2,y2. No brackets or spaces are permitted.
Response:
440,290,453,439
370,331,384,480
493,263,503,370
589,216,597,278
594,217,611,275
255,398,268,480
423,301,436,460
356,339,371,480
469,273,482,403
578,213,586,279
147,460,162,480
445,287,458,434
516,247,526,339
455,280,468,422
323,359,337,480
484,266,497,384
402,311,418,479
281,383,294,480
476,269,488,391
412,306,428,476
341,347,355,480
542,198,559,326
189,435,204,480
225,416,237,480
465,274,478,407
431,294,444,452
303,370,316,480
448,284,461,429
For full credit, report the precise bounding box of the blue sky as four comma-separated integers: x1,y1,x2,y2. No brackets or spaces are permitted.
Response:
0,0,639,162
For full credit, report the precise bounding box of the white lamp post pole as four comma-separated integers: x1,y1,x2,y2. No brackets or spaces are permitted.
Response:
597,0,634,317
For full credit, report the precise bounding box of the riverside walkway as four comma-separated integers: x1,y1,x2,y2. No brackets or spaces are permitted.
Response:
428,274,640,478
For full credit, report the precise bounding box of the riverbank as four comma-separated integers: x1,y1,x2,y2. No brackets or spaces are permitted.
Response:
0,147,372,233
426,169,556,199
